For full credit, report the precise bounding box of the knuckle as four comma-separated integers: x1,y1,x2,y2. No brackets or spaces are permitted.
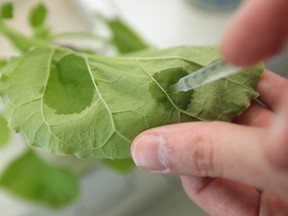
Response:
189,130,215,176
164,122,222,177
180,122,220,177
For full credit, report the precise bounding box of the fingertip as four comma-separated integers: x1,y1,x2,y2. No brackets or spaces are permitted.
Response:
131,132,169,173
220,0,288,66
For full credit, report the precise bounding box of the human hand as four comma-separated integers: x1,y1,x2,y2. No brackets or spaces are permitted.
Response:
131,0,288,215
131,69,288,215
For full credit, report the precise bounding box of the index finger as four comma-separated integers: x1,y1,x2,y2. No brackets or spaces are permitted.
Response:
256,70,288,111
221,0,288,66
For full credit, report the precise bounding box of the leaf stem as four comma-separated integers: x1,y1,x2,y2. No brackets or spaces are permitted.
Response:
52,32,112,44
0,21,54,50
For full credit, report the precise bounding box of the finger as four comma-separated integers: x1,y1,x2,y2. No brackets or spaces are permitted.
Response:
266,88,288,168
259,191,288,214
180,176,260,216
234,70,288,126
233,100,273,127
220,0,288,66
256,70,288,111
181,176,288,215
131,122,288,199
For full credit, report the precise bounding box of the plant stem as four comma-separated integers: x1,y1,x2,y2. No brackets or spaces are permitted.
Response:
52,32,112,44
0,21,54,50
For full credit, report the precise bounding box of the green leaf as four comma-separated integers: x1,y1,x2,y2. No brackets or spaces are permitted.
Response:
0,115,10,147
0,46,263,159
0,2,13,19
0,150,79,208
106,18,150,53
103,158,135,173
29,3,47,28
0,56,19,94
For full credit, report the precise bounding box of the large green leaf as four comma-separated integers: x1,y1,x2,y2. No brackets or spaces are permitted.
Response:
0,46,263,159
0,150,79,208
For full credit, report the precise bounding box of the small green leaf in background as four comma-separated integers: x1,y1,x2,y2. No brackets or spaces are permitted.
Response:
103,158,135,173
106,18,150,53
0,150,80,208
0,2,13,19
0,115,10,147
29,3,47,28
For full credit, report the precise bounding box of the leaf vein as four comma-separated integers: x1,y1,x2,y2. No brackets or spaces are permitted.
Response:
136,60,199,119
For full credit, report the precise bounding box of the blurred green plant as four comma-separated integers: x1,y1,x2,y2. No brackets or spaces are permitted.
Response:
0,150,80,208
0,115,10,147
0,2,13,19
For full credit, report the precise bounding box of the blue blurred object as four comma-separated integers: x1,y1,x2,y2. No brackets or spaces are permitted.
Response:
189,0,242,10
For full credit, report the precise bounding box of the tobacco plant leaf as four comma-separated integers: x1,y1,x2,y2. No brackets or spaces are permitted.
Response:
29,3,47,28
28,3,51,40
0,46,263,159
0,150,79,208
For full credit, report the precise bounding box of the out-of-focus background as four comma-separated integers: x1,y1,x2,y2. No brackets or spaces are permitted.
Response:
0,0,287,216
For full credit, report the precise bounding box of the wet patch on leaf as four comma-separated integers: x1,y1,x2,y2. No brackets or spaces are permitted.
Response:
44,54,95,114
149,68,193,111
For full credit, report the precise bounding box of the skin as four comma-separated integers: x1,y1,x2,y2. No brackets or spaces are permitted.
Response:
131,0,288,215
